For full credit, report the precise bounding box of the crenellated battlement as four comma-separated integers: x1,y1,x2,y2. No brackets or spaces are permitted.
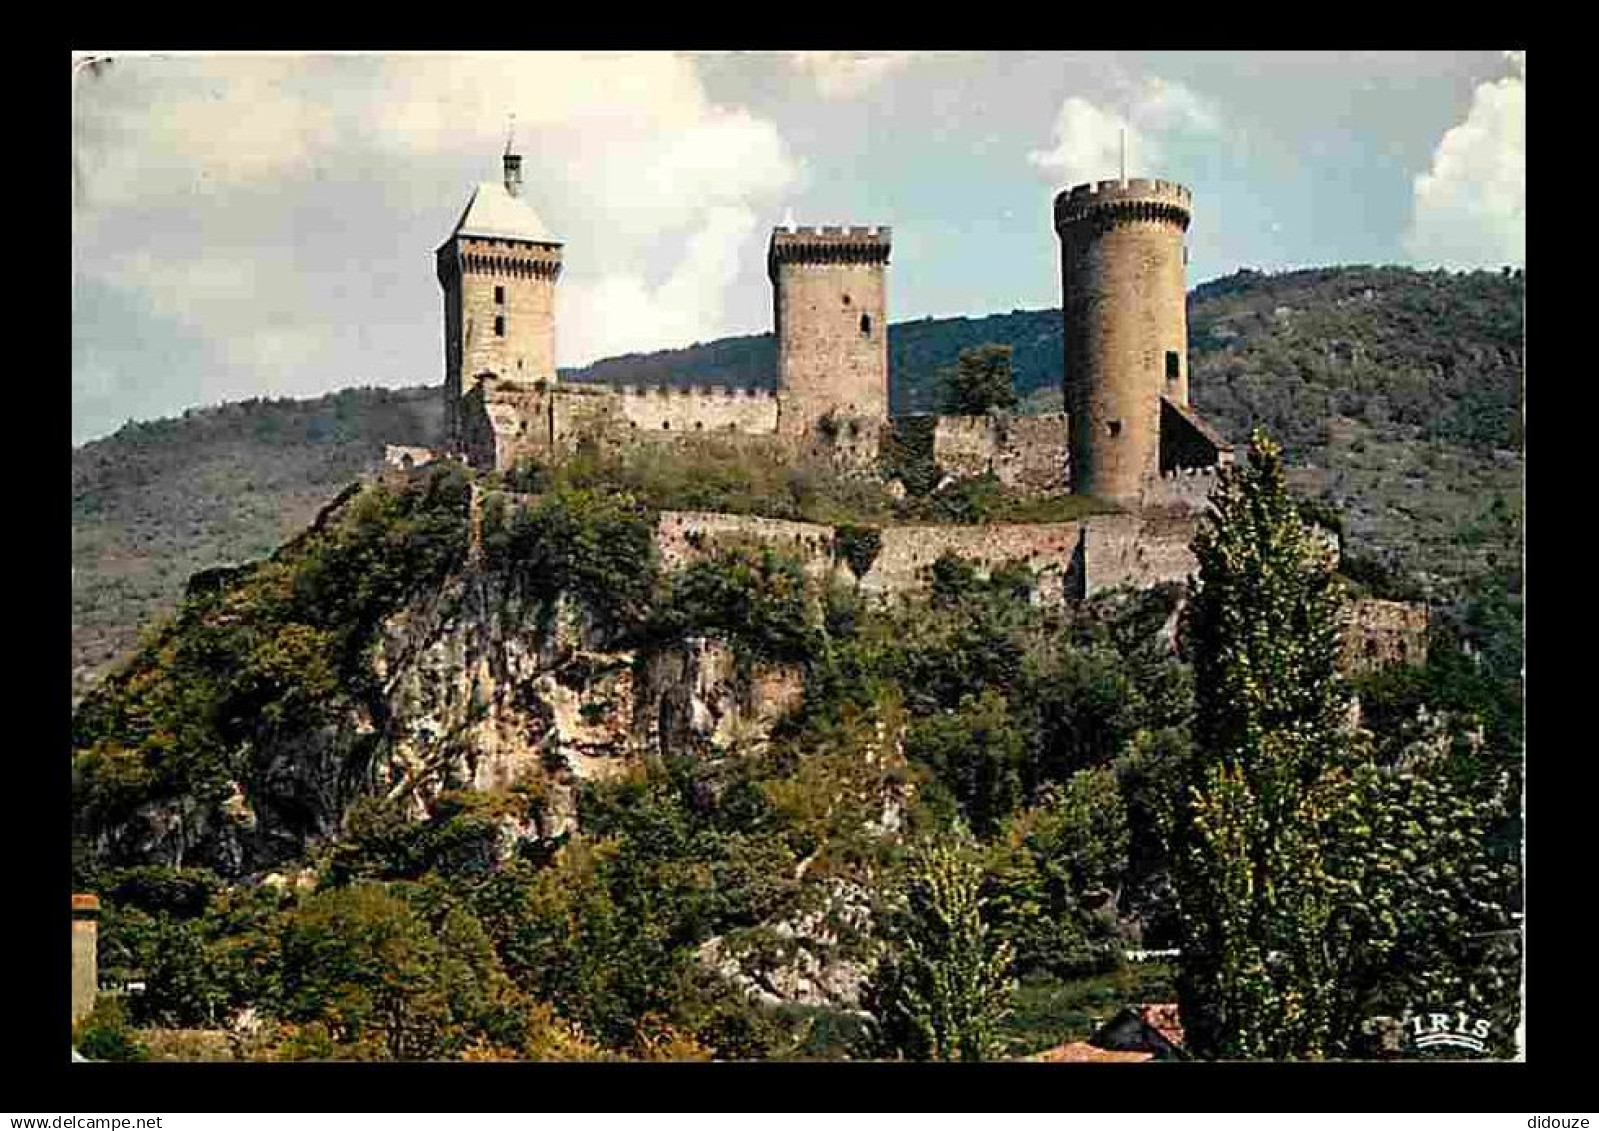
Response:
1054,179,1192,232
439,237,564,285
768,225,892,274
773,224,892,239
616,383,776,400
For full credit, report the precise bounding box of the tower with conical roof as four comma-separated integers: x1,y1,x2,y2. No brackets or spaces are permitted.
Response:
437,145,563,454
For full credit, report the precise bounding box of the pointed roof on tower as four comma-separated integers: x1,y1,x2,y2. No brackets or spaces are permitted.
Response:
448,182,560,245
443,146,560,246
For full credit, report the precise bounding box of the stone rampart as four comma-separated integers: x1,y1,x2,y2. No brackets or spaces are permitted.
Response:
922,413,1069,494
655,510,839,581
618,384,779,436
461,380,549,470
861,522,1083,605
655,511,1094,604
1342,598,1430,673
1079,513,1201,597
384,445,438,470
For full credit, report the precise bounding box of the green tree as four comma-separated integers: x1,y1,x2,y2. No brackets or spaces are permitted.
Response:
986,768,1130,977
1172,429,1351,1059
73,996,149,1062
273,882,519,1060
938,344,1019,416
1171,430,1519,1059
864,828,1015,1061
904,689,1027,834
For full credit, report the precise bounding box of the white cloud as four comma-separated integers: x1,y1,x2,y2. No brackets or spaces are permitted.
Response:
73,54,341,215
1404,53,1524,268
562,205,759,363
788,52,919,99
72,52,802,416
1028,75,1221,184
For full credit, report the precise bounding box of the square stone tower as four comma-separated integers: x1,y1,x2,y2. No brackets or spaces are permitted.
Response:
768,225,892,439
437,150,563,453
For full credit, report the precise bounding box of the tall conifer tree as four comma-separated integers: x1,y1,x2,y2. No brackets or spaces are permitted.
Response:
1174,430,1349,1059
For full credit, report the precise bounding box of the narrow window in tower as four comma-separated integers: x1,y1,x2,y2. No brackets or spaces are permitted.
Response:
494,285,505,304
860,314,872,335
494,316,505,337
843,294,851,306
1166,351,1180,383
1107,420,1123,438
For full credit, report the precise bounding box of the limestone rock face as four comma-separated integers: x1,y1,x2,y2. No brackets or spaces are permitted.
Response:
635,636,806,760
697,879,876,1011
92,568,806,878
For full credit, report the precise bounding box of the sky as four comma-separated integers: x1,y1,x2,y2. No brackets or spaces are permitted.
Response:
70,50,1525,446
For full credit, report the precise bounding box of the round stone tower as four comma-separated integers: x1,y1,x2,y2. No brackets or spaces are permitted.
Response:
437,149,563,452
1054,178,1193,506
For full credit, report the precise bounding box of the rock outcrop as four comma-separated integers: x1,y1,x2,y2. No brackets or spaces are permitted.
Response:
91,565,807,878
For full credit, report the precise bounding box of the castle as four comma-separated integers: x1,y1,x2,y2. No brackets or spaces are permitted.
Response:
416,145,1234,494
387,144,1424,667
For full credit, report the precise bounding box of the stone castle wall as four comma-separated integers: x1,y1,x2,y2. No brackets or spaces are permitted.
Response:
1057,179,1192,505
1080,512,1202,596
770,227,891,438
460,381,549,471
1139,465,1222,513
1342,598,1430,674
655,510,840,582
655,510,1090,603
384,445,439,471
864,522,1083,604
617,384,779,436
930,413,1070,494
651,508,1225,605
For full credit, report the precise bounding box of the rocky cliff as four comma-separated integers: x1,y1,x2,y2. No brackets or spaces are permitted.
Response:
73,468,807,881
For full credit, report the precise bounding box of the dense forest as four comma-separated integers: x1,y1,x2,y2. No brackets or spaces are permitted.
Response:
71,266,1524,702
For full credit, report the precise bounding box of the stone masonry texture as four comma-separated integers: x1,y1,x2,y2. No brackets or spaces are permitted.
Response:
930,413,1071,494
1342,598,1430,673
438,234,562,451
1056,179,1193,505
72,893,99,1024
769,227,891,439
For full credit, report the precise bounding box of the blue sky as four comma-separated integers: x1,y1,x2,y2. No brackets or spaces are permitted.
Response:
71,50,1525,445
